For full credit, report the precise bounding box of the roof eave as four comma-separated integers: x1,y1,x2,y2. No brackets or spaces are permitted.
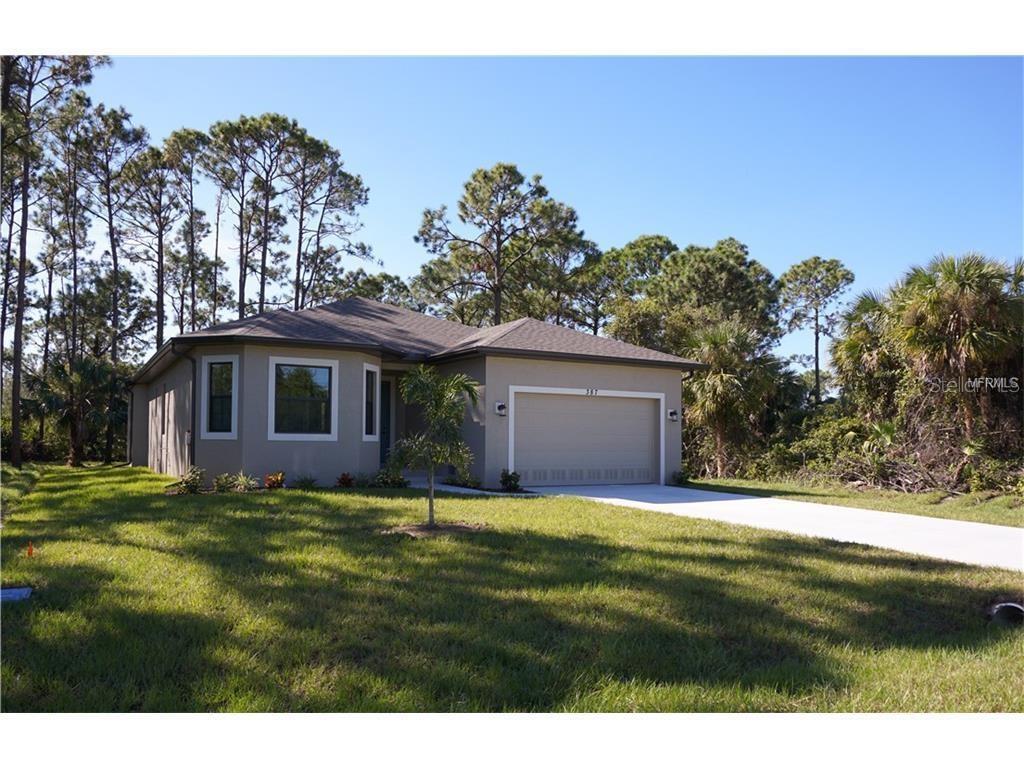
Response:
428,346,706,371
131,335,406,384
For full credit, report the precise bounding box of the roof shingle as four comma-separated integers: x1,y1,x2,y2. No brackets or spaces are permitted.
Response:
155,296,700,372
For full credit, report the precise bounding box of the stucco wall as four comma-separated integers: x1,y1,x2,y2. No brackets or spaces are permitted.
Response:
137,342,384,486
129,383,149,467
479,356,683,488
143,355,192,478
434,357,487,481
229,344,383,485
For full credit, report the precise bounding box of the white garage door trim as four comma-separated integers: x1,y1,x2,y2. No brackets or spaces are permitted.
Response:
508,385,665,485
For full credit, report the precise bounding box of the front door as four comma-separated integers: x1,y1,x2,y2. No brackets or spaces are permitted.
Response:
380,379,392,463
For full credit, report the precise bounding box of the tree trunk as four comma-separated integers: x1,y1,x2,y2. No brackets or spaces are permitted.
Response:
187,179,196,332
212,193,221,324
69,159,80,363
103,177,119,464
813,307,821,405
38,257,55,444
258,189,270,314
493,283,503,326
156,227,164,348
427,463,436,527
714,427,727,478
293,182,305,311
10,121,31,468
237,198,246,319
0,193,15,393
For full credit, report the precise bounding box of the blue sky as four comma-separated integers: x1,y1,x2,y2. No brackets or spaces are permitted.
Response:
86,57,1023,363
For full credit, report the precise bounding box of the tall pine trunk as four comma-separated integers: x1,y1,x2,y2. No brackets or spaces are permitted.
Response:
155,227,164,348
258,189,270,314
813,307,821,405
38,254,55,444
293,167,306,311
237,201,246,319
10,115,32,467
212,192,221,324
103,178,119,464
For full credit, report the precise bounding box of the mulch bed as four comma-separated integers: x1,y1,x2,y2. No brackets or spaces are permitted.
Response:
383,521,488,539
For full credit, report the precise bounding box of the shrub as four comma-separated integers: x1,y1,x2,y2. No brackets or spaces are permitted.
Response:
335,472,354,488
264,471,286,489
231,471,260,493
963,456,1020,493
352,473,375,488
212,473,235,493
445,471,481,489
500,469,521,493
670,470,688,486
373,463,409,488
170,466,205,494
291,475,318,490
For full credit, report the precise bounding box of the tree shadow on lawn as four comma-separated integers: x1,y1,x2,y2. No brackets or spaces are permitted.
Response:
3,465,1020,711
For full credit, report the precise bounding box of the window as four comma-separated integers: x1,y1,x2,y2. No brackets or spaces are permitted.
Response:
363,363,379,441
267,356,338,441
208,363,233,432
200,355,238,440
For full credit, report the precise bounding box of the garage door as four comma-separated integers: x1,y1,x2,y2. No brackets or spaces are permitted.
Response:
513,393,660,486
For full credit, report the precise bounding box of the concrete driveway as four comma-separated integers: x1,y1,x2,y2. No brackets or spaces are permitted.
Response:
532,484,1024,571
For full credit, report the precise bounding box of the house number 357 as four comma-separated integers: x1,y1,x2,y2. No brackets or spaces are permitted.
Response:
585,388,599,395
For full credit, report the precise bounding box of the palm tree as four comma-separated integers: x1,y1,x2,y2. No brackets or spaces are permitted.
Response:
30,356,113,465
889,253,1021,439
830,291,899,419
393,365,479,527
680,319,778,477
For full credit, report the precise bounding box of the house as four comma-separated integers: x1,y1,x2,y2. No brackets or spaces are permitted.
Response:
129,297,702,488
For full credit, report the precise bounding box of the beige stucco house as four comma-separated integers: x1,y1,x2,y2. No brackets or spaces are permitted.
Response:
129,297,701,488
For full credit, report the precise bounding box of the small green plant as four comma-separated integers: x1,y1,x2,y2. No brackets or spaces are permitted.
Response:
213,473,235,493
231,471,260,493
291,475,318,490
670,470,688,486
445,470,480,489
352,473,375,488
264,471,286,489
500,469,521,493
335,472,354,488
170,466,205,494
373,463,409,488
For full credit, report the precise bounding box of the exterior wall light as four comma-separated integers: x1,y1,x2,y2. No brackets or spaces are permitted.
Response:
667,409,679,422
495,401,507,417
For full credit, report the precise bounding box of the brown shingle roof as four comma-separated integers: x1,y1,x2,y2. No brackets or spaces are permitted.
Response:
138,297,699,381
430,316,696,367
176,296,477,358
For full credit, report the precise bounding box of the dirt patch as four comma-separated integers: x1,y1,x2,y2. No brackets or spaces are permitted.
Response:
383,521,488,539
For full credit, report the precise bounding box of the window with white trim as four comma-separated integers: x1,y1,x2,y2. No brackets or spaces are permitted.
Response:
363,362,380,441
267,356,339,441
200,354,238,440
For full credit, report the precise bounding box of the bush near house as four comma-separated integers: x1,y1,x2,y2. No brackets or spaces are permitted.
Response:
500,469,522,493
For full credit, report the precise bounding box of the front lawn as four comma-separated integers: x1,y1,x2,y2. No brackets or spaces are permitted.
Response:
2,464,1021,712
687,478,1024,528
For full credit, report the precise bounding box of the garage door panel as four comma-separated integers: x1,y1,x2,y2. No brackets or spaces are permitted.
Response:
514,393,658,486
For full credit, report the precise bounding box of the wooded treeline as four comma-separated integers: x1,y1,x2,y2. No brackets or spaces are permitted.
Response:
2,56,1021,493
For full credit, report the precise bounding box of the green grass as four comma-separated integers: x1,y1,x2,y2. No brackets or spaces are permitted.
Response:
2,464,1021,712
686,478,1024,528
1,462,41,521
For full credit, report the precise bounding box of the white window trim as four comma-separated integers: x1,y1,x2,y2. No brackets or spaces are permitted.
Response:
507,385,666,485
362,362,381,442
267,355,339,442
199,354,239,440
